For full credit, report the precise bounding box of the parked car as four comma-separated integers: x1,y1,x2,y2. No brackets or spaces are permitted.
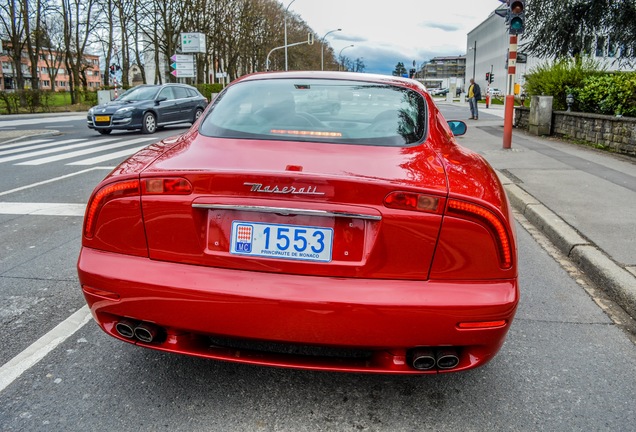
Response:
430,88,449,96
78,71,519,374
488,88,502,97
87,83,208,135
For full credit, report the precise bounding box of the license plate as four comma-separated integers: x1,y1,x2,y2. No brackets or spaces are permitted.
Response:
230,221,333,262
94,115,110,122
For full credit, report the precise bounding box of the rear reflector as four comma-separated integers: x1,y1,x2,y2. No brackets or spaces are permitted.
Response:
458,320,507,329
84,180,140,238
447,199,513,269
82,285,120,301
384,191,441,213
142,178,193,195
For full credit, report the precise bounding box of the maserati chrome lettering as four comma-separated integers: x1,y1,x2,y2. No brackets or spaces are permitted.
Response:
244,182,325,196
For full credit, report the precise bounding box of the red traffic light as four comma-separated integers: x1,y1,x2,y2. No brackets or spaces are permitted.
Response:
510,0,524,13
509,0,525,34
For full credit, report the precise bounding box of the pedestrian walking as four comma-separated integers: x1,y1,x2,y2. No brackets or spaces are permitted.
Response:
468,78,481,120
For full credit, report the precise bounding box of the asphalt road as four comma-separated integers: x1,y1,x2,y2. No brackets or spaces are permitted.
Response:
1,111,635,431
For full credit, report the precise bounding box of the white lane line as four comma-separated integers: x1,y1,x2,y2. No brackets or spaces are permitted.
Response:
0,139,94,163
0,138,54,151
0,306,92,393
16,137,154,166
67,145,148,166
0,166,113,197
0,202,85,216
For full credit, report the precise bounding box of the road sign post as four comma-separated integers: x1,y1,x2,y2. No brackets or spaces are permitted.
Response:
170,54,195,79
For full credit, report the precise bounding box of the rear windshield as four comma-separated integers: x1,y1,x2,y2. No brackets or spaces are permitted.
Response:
199,78,427,146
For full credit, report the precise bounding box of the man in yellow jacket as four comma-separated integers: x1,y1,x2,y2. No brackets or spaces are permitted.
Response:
468,78,482,120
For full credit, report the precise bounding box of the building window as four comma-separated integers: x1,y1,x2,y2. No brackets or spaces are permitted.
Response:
596,37,606,57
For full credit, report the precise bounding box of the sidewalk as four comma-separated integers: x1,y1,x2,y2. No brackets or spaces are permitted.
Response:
455,108,636,319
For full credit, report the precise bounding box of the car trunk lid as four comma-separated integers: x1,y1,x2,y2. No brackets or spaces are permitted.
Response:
140,135,448,280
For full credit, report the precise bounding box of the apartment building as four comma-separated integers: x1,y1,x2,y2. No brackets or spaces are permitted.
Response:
0,42,101,91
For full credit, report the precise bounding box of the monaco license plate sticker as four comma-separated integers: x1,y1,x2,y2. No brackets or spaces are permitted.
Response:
230,221,333,262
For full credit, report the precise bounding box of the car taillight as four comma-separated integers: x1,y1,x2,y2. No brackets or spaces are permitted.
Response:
384,192,442,214
84,179,140,238
446,198,513,269
141,178,193,195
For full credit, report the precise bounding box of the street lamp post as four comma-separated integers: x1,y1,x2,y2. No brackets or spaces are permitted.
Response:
321,28,341,71
284,0,296,71
470,40,476,81
338,45,354,71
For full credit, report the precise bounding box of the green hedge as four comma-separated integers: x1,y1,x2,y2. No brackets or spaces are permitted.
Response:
195,83,224,101
524,58,636,117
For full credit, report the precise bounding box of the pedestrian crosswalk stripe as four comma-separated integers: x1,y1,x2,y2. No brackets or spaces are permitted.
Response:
0,139,99,164
16,137,155,166
0,138,54,152
67,145,148,166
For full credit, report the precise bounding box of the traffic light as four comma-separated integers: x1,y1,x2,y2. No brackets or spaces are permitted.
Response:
490,72,494,83
486,72,490,82
509,0,525,34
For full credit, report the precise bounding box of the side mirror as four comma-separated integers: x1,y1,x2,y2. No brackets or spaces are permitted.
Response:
447,120,467,136
155,96,168,104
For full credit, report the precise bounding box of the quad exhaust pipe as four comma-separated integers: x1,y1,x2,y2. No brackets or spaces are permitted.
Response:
115,319,138,339
115,319,165,343
410,347,460,370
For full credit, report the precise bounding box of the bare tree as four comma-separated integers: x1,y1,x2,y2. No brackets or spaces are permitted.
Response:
0,0,26,89
60,0,99,103
21,0,47,91
40,13,65,91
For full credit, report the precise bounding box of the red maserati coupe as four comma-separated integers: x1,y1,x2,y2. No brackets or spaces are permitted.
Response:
78,71,518,374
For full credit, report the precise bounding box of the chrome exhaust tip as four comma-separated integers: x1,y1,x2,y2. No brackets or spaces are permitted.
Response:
115,319,138,339
410,348,436,371
436,349,460,369
134,322,163,343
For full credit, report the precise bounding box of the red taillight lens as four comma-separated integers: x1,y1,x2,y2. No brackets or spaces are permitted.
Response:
384,192,441,213
458,320,507,329
84,180,140,238
142,178,193,195
447,199,513,269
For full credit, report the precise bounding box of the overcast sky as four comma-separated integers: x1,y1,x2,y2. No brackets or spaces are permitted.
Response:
287,0,503,74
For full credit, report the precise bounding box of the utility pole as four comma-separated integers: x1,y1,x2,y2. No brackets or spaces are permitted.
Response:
502,0,525,150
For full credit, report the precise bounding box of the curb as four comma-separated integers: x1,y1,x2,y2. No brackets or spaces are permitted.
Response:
498,171,636,319
0,130,61,144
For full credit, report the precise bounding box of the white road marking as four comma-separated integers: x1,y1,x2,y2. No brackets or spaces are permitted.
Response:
16,137,154,166
0,306,92,393
0,139,93,163
0,139,53,151
0,167,113,197
0,202,86,216
0,138,114,157
67,145,148,165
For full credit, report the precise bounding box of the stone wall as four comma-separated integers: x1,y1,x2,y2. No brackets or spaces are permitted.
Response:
514,107,636,157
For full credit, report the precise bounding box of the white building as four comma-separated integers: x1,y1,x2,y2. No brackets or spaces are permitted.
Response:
466,6,632,95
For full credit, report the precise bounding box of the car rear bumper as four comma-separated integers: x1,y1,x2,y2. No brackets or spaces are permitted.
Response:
78,247,519,374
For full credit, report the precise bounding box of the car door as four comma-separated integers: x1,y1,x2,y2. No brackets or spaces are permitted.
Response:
173,86,197,122
155,87,178,124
